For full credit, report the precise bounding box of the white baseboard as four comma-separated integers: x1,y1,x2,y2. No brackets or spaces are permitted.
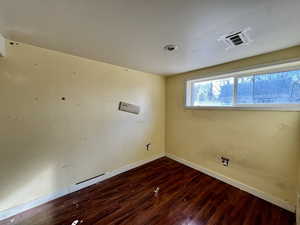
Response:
1,152,294,221
166,153,295,213
0,153,165,221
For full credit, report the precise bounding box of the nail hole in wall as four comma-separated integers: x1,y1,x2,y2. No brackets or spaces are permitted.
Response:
9,42,20,46
61,97,66,101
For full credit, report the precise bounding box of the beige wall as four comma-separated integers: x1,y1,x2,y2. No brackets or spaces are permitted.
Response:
166,46,300,207
0,41,165,211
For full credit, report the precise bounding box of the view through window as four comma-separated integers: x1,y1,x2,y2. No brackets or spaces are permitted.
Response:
186,68,300,109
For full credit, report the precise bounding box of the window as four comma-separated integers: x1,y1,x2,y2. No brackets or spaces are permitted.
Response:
191,78,234,106
185,61,300,110
236,71,300,104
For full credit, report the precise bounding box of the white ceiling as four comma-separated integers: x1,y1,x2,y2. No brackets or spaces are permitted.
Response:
0,0,300,75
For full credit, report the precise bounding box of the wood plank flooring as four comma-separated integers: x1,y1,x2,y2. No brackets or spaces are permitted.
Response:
0,157,295,225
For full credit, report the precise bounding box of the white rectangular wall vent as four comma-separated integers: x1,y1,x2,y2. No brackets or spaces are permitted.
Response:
119,102,140,114
218,28,252,50
0,34,5,57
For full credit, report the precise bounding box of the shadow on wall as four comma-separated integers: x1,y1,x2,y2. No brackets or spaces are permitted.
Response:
0,69,112,212
0,95,160,215
0,101,73,211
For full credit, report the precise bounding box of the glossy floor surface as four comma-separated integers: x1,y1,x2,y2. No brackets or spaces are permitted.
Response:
0,157,295,225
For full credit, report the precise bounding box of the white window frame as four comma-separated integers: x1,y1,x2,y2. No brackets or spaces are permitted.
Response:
185,59,300,111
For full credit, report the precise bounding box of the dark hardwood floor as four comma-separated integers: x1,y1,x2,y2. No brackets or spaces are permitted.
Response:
0,157,295,225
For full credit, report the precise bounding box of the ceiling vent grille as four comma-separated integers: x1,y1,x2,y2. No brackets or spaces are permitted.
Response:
218,28,252,50
227,32,244,46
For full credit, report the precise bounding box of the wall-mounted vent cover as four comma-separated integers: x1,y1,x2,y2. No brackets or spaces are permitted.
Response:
218,28,252,50
119,101,140,114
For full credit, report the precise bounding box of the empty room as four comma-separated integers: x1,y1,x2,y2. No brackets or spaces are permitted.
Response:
0,0,300,225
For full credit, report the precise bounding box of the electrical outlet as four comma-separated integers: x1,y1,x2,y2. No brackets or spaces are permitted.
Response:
221,157,229,167
145,143,151,151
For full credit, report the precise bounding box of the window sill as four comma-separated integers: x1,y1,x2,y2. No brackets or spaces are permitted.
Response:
184,105,300,112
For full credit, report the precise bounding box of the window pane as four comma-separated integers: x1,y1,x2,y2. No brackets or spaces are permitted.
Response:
237,70,300,104
236,76,254,104
191,78,234,106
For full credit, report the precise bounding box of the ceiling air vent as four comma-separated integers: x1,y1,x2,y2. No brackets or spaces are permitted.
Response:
227,32,244,46
218,28,252,50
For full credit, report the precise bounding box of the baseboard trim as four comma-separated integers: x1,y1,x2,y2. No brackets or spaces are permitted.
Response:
166,153,295,213
0,153,165,221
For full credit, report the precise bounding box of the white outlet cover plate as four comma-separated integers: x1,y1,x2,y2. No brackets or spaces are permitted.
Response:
0,34,5,57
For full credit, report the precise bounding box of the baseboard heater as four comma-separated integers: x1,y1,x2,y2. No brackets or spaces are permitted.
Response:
75,173,105,185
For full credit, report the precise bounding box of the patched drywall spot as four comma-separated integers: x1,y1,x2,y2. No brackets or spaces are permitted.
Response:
7,115,23,121
2,72,27,83
278,123,290,131
3,72,12,80
61,164,71,169
80,137,87,142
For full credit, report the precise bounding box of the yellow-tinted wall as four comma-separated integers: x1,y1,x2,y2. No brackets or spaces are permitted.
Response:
0,41,165,211
166,46,300,207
